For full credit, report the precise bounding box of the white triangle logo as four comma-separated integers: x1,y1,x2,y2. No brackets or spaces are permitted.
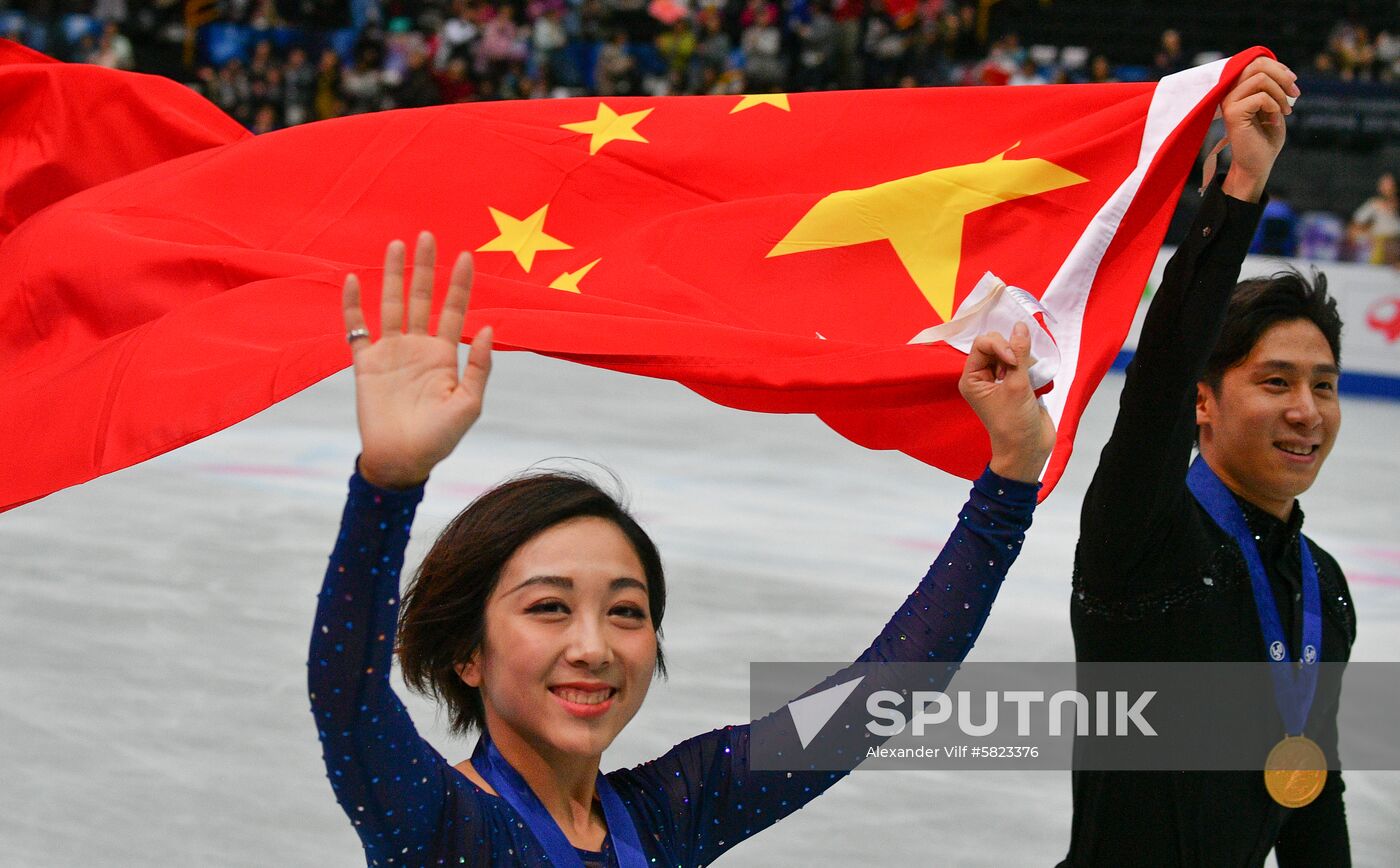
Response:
787,676,865,749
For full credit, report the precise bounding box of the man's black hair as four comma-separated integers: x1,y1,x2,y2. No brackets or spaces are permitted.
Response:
1201,269,1343,392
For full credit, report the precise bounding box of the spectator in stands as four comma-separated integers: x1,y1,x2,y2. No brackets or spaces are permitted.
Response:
1328,13,1376,81
984,31,1024,79
282,46,315,126
90,21,134,69
1312,51,1337,77
493,57,529,99
595,30,639,95
342,43,387,114
1010,56,1046,86
249,63,284,120
794,0,838,91
902,5,943,86
656,17,697,93
832,0,864,88
1088,53,1116,84
436,0,480,66
740,4,787,92
189,64,218,101
531,1,576,89
246,0,282,29
435,54,477,102
314,48,345,120
577,0,610,44
689,8,732,93
1349,171,1400,266
248,39,276,82
251,103,278,134
946,2,981,67
396,47,443,107
1150,28,1186,80
861,0,908,89
478,4,530,79
384,18,429,81
214,58,252,123
980,32,1024,86
1376,30,1400,83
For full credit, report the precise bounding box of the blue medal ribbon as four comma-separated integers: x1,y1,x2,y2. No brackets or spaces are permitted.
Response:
471,729,648,868
1187,456,1322,735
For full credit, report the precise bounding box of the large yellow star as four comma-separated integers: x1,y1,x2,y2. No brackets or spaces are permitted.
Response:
767,146,1087,320
548,258,601,293
731,93,790,113
476,205,573,273
560,104,653,155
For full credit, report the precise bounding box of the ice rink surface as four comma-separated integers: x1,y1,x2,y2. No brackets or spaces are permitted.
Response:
3,350,1398,866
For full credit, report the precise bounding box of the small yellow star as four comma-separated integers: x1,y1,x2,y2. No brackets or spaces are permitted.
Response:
730,93,790,114
548,258,601,293
476,205,573,273
560,104,653,155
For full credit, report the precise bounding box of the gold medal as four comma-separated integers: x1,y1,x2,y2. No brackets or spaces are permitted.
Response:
1263,735,1327,808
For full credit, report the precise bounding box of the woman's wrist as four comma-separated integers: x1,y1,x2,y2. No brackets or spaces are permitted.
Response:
356,454,429,491
988,450,1050,484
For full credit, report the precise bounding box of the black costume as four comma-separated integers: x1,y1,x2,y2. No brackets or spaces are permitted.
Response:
1060,181,1357,867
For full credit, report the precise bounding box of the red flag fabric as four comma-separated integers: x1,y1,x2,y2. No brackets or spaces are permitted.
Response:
0,40,249,237
0,41,1271,511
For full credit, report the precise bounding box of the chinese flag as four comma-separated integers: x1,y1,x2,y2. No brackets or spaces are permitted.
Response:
0,39,1270,511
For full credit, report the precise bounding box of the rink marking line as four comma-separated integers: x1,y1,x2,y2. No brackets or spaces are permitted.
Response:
1356,547,1400,565
1349,572,1400,589
188,463,330,478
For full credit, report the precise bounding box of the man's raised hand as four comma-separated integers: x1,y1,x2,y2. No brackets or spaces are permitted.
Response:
1220,56,1298,203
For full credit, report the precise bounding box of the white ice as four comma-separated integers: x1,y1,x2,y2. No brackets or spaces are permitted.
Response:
3,351,1397,866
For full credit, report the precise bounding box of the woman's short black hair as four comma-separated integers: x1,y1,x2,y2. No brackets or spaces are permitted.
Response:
1201,268,1343,393
397,468,666,736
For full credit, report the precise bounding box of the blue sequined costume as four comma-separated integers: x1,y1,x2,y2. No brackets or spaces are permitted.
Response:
310,466,1037,866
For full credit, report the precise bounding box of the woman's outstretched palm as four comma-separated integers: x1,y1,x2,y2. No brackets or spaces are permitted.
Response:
343,232,493,489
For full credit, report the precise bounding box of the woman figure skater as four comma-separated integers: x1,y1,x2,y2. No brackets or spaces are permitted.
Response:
311,233,1055,866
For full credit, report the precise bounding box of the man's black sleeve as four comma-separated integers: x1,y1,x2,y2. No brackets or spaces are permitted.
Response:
1076,180,1265,596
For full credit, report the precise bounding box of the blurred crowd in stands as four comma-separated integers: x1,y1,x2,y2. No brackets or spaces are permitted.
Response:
1314,13,1400,83
1248,171,1399,267
0,2,1275,116
3,1,1397,265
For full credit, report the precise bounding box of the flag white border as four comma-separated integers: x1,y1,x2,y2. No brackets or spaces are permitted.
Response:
1037,58,1232,478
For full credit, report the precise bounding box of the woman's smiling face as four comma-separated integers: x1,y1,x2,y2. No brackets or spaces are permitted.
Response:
459,516,658,761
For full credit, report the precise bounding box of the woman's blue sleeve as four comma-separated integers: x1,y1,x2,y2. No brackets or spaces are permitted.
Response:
609,467,1039,867
308,470,457,863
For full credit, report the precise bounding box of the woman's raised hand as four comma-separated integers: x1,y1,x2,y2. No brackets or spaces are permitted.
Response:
957,322,1056,484
343,232,493,489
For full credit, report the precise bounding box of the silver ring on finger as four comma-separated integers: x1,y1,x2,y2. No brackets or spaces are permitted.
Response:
346,328,371,344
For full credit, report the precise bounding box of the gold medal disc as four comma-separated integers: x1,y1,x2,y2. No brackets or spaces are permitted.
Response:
1263,736,1328,808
